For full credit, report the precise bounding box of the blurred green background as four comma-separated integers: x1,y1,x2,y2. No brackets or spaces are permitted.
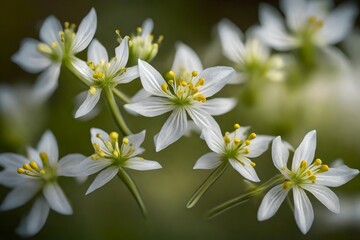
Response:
0,0,359,239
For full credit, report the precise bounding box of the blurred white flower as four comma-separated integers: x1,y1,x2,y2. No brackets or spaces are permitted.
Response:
195,123,273,182
125,59,235,151
72,38,139,118
79,128,161,195
12,8,97,100
257,130,359,234
0,131,85,237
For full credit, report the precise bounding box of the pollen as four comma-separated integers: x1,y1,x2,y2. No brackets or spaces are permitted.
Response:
192,71,198,77
30,161,40,172
17,168,26,174
234,123,240,129
109,132,119,140
283,181,292,189
193,93,206,102
245,140,251,146
122,138,129,145
234,138,241,145
300,160,307,169
161,83,168,92
39,152,49,167
250,162,256,167
248,133,256,139
89,87,97,95
195,77,205,87
320,164,329,172
314,158,322,165
93,71,103,79
166,70,176,80
224,135,231,144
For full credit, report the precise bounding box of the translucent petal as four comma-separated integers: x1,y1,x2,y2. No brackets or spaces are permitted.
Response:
292,130,316,171
75,88,102,118
88,39,108,63
124,157,162,171
171,42,203,73
0,181,41,210
31,63,61,101
86,166,119,195
246,135,273,158
138,60,167,96
272,136,289,172
193,152,222,169
37,130,59,165
302,184,339,213
258,184,289,221
218,19,245,63
124,96,173,117
39,15,62,45
200,98,237,116
72,8,97,53
293,186,314,234
57,154,86,177
79,156,112,176
43,182,72,215
229,158,260,182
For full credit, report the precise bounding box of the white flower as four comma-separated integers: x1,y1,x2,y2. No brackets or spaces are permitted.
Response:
79,128,161,195
12,8,97,100
256,0,358,51
124,59,235,151
195,123,273,182
218,19,285,82
72,37,139,118
0,131,85,237
257,130,359,234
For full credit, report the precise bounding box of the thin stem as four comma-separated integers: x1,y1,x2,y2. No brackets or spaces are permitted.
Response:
104,86,132,136
205,174,284,219
117,167,147,218
113,88,131,103
187,162,229,208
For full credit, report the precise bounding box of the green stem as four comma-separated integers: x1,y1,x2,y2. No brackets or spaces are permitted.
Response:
117,167,147,217
187,162,229,208
113,88,131,103
104,86,132,136
205,174,284,219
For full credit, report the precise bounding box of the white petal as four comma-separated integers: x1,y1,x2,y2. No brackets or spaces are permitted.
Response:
72,8,97,53
257,184,289,221
126,130,146,149
229,158,260,182
88,39,108,63
79,156,112,176
39,15,62,45
218,19,245,63
293,186,314,234
0,153,28,169
171,42,203,73
124,157,162,171
86,166,119,195
255,26,298,51
115,37,129,69
0,181,41,210
74,91,100,121
194,66,235,97
292,130,316,171
280,0,307,32
75,88,102,118
321,2,358,45
16,197,50,238
193,152,222,169
37,130,59,165
57,154,86,177
131,89,151,103
247,135,273,158
259,3,286,34
141,18,154,37
186,105,217,130
0,171,27,188
71,57,94,83
138,59,167,96
12,38,52,73
271,136,289,172
124,96,173,117
302,184,339,213
27,147,42,167
155,108,187,152
201,122,224,154
31,63,61,101
316,165,359,187
43,182,72,215
114,65,139,84
200,98,237,116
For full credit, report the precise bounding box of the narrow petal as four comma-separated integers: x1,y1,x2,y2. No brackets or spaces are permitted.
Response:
115,37,129,69
138,59,167,96
0,153,28,169
200,98,237,116
316,165,359,187
194,66,235,97
271,136,289,172
155,108,187,151
126,130,146,149
39,15,62,45
114,65,139,84
246,135,273,158
57,154,86,177
255,26,298,51
201,122,224,154
88,39,108,63
218,19,245,63
11,38,52,73
186,105,217,130
257,184,289,221
27,147,42,167
86,166,119,195
0,171,27,188
229,158,260,182
43,182,72,215
141,18,154,37
37,130,59,165
79,156,112,176
131,89,151,103
0,181,41,211
259,3,286,34
280,0,307,32
31,63,61,101
293,186,314,234
72,8,97,53
193,152,222,169
75,88,102,118
292,130,316,171
124,157,162,171
70,57,94,83
16,197,50,238
124,96,173,117
171,42,203,73
302,184,339,213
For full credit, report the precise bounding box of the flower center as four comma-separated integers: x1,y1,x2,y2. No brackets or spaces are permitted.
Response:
298,16,324,43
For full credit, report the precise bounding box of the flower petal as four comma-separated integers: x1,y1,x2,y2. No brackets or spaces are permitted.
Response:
229,158,260,182
12,38,52,73
27,147,42,167
115,37,129,69
316,164,359,187
293,186,314,234
194,66,235,97
79,156,112,176
16,197,50,238
43,182,72,215
114,65,139,84
201,122,224,154
75,88,102,118
31,63,61,101
124,96,173,117
71,57,94,83
292,130,316,171
37,130,59,165
271,136,289,172
88,39,108,63
257,184,289,221
200,98,237,116
171,42,203,73
57,154,86,177
72,8,97,53
0,153,28,170
259,3,286,34
39,15,62,45
124,157,162,171
302,184,339,213
193,152,222,169
126,130,146,149
247,135,273,158
0,171,27,188
186,105,217,130
138,59,167,96
155,107,187,151
86,166,119,195
141,18,154,37
280,0,307,32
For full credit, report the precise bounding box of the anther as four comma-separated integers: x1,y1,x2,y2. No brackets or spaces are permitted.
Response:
224,135,231,144
181,80,187,87
309,176,316,183
30,161,40,172
314,158,322,165
136,27,142,33
244,148,250,154
300,160,307,169
23,163,33,172
109,132,119,140
234,138,241,145
250,162,256,167
192,71,198,77
195,78,205,87
320,165,329,172
39,152,49,167
248,133,256,139
168,80,174,85
283,181,292,189
193,93,206,102
234,123,240,129
17,168,26,174
161,83,168,92
89,87,97,95
113,151,119,158
245,140,251,146
122,138,129,145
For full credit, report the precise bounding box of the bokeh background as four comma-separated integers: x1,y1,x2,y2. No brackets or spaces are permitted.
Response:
0,0,359,239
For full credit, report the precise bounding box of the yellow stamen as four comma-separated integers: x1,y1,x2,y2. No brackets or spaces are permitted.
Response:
168,79,174,85
17,168,25,174
195,77,205,87
39,170,45,174
113,151,119,158
109,132,119,140
309,176,316,183
161,83,168,92
250,162,256,167
177,89,183,96
122,138,129,145
93,71,103,79
306,170,313,176
89,87,97,95
64,21,70,28
166,71,176,80
136,27,142,33
245,140,251,146
192,71,198,77
181,80,187,87
30,161,40,172
244,148,250,154
39,152,49,167
248,133,256,139
224,135,231,144
234,123,240,129
193,93,206,102
320,165,329,172
314,158,322,165
283,181,292,189
234,138,241,145
23,163,32,172
97,151,105,158
300,160,307,169
51,42,58,49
